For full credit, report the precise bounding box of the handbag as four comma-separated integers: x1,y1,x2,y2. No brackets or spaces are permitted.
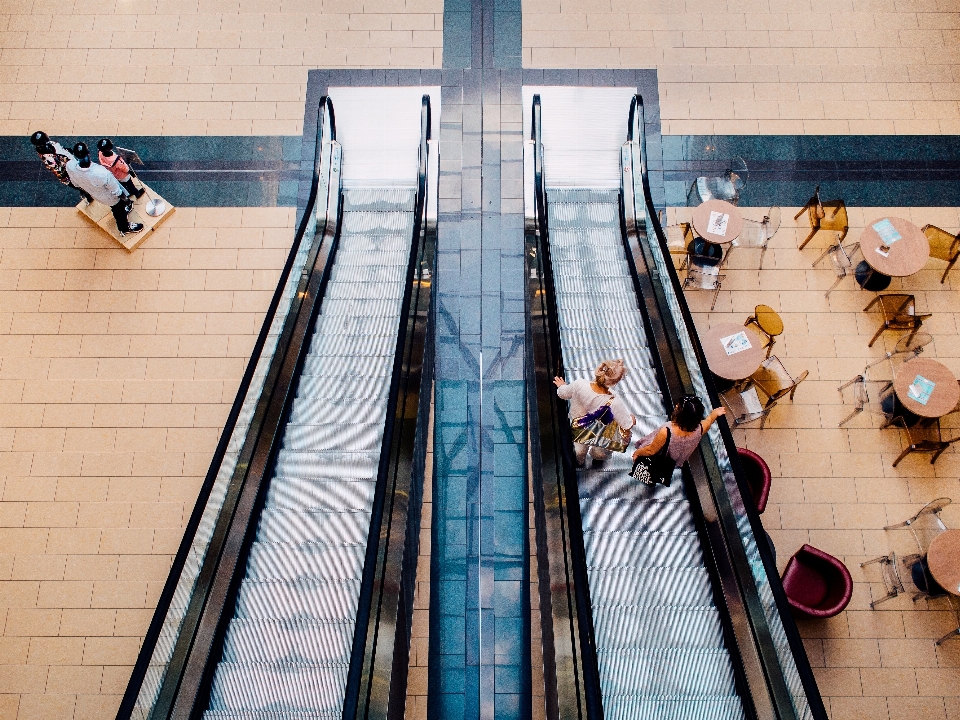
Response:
630,427,676,487
570,400,630,453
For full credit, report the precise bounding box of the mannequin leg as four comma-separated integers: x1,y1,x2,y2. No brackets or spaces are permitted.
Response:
121,177,144,198
70,183,92,203
110,200,131,232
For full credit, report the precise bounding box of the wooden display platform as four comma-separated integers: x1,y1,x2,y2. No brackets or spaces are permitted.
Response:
76,181,175,252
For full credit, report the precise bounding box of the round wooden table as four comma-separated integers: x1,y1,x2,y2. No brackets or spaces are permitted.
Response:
927,529,960,596
856,217,930,291
701,323,765,381
893,358,960,418
692,199,743,245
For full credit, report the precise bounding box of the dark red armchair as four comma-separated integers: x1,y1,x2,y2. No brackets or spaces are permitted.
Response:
737,447,771,514
780,544,853,618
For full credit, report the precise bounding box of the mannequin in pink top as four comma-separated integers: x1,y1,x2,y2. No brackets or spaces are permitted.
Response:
97,138,145,199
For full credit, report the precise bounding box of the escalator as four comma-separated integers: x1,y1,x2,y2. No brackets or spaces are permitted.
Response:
525,89,828,720
119,91,437,720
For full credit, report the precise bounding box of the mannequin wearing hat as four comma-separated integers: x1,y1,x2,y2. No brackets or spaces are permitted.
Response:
29,131,93,203
97,138,144,199
65,142,143,236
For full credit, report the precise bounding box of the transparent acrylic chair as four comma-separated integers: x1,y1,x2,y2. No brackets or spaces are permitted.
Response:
886,497,952,556
860,551,947,606
734,206,781,269
750,355,809,408
836,332,933,427
687,156,749,206
682,262,724,310
719,385,776,429
813,240,861,298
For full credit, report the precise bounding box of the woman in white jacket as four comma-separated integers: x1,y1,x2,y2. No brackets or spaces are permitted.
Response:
553,359,636,467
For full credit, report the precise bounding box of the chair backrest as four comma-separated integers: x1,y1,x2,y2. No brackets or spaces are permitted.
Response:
737,219,767,248
828,242,858,275
922,224,960,262
908,497,951,554
663,222,694,251
753,355,807,400
820,200,849,231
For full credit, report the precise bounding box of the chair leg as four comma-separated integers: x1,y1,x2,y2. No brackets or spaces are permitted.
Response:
863,295,881,312
867,323,887,347
892,445,914,467
931,446,948,464
870,591,901,609
837,228,848,244
935,627,960,645
860,556,887,568
798,228,818,250
710,285,720,311
942,257,957,284
758,243,767,270
839,374,864,392
812,244,833,267
793,204,809,221
838,406,863,427
824,274,844,298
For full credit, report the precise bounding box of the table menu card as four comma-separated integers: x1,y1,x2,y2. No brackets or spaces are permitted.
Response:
707,211,729,237
873,219,902,245
907,374,935,405
721,331,752,356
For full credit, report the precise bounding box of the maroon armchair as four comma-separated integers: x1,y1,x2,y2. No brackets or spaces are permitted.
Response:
780,544,853,618
737,447,771,514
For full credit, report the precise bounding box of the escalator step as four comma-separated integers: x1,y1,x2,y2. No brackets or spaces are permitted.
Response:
256,508,372,546
288,374,389,403
587,567,714,607
592,606,726,650
580,496,697,535
272,450,379,482
221,619,353,665
601,696,746,720
328,263,406,284
309,332,396,357
584,532,706,571
245,541,365,581
342,187,416,212
207,663,347,713
319,298,403,318
597,648,738,697
235,580,360,622
265,477,376,512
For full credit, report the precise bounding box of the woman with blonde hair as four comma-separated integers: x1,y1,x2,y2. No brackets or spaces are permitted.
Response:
554,359,636,467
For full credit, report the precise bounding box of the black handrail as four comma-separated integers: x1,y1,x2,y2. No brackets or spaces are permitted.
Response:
115,96,336,720
343,94,435,720
627,93,829,720
528,93,605,720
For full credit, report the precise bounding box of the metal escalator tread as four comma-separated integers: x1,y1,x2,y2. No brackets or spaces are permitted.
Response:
204,188,415,718
548,190,745,718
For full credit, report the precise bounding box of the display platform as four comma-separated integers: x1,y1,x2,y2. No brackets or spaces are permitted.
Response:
76,181,175,251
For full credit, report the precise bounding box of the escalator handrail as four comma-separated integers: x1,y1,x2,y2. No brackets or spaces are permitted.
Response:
342,93,433,720
530,93,606,720
116,96,338,720
626,93,828,720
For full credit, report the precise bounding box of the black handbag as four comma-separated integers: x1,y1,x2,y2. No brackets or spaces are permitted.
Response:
630,427,676,487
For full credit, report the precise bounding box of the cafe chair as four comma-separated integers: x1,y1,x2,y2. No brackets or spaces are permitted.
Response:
734,206,781,269
682,262,724,310
781,544,853,619
837,371,872,427
736,447,771,514
659,211,695,268
795,186,849,250
720,386,776,429
885,497,951,555
937,597,960,645
863,294,931,348
891,419,959,466
813,240,860,298
750,355,809,407
744,304,784,358
860,551,945,607
921,224,960,284
687,156,749,206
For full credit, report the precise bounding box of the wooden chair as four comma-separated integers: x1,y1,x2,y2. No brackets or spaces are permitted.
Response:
921,224,960,283
744,304,784,358
863,294,931,348
750,355,809,407
660,211,695,268
795,185,849,250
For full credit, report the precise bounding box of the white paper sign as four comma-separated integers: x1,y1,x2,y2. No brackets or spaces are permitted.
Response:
720,331,752,356
707,210,729,237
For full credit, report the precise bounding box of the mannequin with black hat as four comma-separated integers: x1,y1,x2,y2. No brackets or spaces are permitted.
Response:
65,142,143,236
97,138,144,199
29,131,93,203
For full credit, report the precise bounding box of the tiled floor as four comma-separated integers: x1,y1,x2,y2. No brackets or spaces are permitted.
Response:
522,0,960,135
0,206,293,719
670,203,960,719
0,0,443,137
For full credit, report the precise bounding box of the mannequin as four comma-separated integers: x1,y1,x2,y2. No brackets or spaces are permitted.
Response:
65,142,143,237
29,131,92,203
97,138,144,199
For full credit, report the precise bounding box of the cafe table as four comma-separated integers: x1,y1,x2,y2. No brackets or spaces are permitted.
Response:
927,529,960,597
892,357,960,419
856,216,930,291
701,322,766,384
692,199,744,246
